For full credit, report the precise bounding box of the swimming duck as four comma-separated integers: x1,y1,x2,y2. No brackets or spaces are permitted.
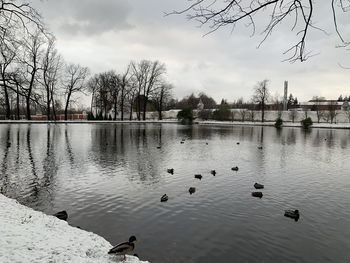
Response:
53,211,68,221
236,142,240,145
284,209,300,221
160,194,168,202
210,170,216,176
189,187,196,194
167,168,174,174
254,183,264,189
231,166,239,171
257,146,263,149
194,174,202,180
156,146,161,149
252,192,263,198
108,235,137,260
180,141,185,144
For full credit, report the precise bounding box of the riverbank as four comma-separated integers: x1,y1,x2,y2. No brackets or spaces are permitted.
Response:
198,120,350,129
0,194,148,263
0,119,350,129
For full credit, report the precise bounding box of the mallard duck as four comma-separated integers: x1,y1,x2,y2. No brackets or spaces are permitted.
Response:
160,194,168,202
210,170,216,176
189,187,196,194
231,166,239,171
252,192,263,198
108,236,137,260
53,211,68,221
194,174,202,180
254,183,264,189
284,209,300,221
167,168,174,174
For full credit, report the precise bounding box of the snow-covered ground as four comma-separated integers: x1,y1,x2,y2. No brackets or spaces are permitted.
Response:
0,194,149,263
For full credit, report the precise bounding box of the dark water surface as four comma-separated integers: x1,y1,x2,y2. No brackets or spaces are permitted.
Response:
1,124,350,263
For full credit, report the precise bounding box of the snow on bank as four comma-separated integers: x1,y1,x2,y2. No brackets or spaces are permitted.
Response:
199,120,350,129
0,194,149,263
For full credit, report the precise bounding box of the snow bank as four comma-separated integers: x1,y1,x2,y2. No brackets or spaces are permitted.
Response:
0,194,149,263
199,120,350,129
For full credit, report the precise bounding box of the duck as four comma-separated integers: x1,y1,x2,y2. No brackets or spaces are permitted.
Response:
108,235,137,260
251,192,263,198
180,141,185,144
206,142,209,145
160,194,168,202
53,211,68,221
210,170,216,176
254,183,264,189
236,142,240,145
156,146,161,149
257,146,263,150
194,174,202,180
167,168,174,174
189,187,196,194
284,209,300,221
231,166,239,171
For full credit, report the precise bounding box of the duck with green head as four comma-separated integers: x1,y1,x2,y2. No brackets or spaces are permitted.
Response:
108,235,137,261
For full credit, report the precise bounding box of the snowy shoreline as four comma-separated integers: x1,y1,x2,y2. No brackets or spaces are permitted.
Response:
0,194,148,263
198,120,350,129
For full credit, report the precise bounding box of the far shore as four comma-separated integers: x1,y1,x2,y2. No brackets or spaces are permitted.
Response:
0,119,349,129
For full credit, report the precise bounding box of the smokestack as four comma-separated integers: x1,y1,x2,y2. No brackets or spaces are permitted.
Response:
283,81,288,111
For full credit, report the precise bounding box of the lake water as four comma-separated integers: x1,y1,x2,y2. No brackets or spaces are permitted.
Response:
1,123,350,263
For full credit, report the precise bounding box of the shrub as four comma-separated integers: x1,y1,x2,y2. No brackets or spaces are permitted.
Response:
87,112,95,120
212,105,231,121
274,117,283,129
177,108,194,124
198,109,212,120
301,117,313,129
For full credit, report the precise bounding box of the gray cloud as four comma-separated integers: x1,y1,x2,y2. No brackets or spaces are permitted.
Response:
34,0,133,35
33,0,350,103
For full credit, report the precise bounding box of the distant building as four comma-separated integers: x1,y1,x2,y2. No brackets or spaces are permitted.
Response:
301,100,343,111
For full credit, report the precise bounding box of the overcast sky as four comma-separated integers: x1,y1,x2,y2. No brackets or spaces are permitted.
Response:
32,0,350,103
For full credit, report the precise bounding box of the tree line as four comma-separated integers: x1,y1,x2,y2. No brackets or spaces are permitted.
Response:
0,1,174,121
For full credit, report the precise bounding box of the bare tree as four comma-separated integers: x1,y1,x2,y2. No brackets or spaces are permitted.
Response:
0,30,17,119
41,37,62,120
63,63,89,120
20,30,45,120
171,0,350,62
248,110,255,122
125,77,138,120
252,79,270,123
239,109,247,122
289,110,297,123
131,60,166,120
312,96,325,123
0,0,44,46
118,65,132,121
153,83,173,120
108,71,120,120
327,100,339,124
